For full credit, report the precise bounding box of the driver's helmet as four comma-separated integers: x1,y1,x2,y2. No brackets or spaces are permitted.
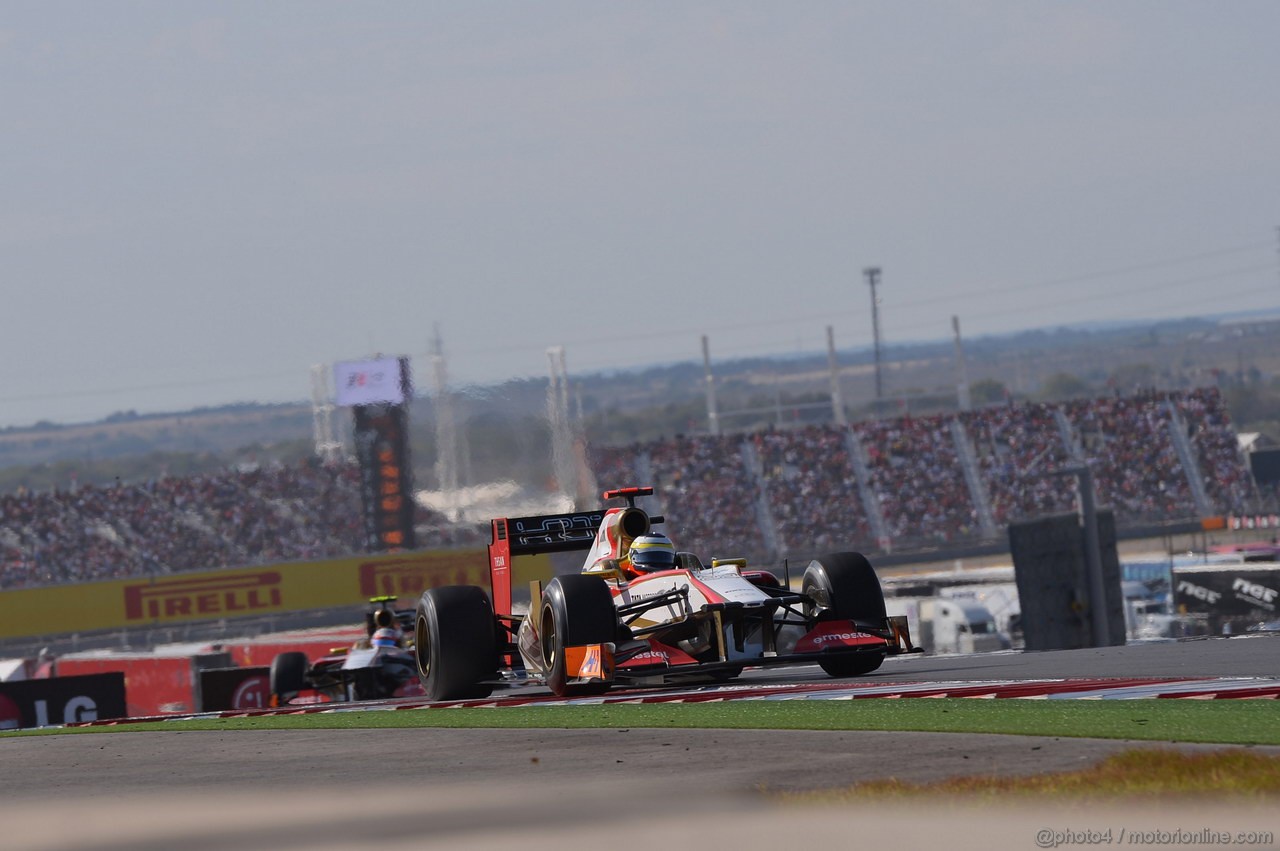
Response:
371,627,401,649
627,533,677,573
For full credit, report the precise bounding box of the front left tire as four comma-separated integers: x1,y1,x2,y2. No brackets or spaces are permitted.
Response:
802,551,888,678
539,574,618,697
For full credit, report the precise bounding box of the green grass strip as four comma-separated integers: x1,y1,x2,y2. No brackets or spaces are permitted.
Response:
7,699,1279,744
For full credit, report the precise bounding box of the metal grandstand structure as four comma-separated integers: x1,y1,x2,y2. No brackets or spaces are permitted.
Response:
309,364,345,463
701,328,852,434
546,346,597,508
431,326,461,520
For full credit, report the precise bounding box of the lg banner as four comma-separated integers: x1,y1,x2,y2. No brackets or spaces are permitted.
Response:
0,673,126,730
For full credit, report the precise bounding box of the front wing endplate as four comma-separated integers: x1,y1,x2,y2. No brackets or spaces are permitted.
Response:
563,643,616,684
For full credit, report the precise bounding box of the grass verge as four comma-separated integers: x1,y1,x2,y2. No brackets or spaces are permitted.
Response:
5,698,1279,744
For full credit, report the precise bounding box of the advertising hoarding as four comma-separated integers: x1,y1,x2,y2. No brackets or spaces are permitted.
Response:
0,673,126,729
0,548,518,640
333,357,409,407
352,402,416,551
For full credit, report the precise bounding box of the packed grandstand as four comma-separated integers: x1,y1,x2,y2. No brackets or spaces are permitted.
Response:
0,386,1265,590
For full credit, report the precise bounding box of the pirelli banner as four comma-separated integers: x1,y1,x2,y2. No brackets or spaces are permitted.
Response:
0,548,550,641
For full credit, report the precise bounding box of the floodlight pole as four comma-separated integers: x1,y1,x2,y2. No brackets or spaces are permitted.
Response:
953,315,971,412
702,335,720,436
826,325,846,426
430,326,459,518
310,364,343,463
864,267,883,402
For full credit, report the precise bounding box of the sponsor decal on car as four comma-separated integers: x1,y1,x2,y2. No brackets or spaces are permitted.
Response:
623,583,689,604
617,640,699,668
392,680,426,698
564,643,615,681
793,620,886,654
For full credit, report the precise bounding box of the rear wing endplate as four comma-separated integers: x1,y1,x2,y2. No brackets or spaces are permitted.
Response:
488,510,605,615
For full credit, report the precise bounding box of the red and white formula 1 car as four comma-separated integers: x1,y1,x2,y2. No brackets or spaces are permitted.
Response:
413,487,920,700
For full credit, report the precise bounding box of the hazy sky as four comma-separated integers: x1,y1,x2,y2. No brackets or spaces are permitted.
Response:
4,2,1279,428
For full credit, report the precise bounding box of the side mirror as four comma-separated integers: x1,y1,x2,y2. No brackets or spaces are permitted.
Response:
676,552,704,572
586,558,627,580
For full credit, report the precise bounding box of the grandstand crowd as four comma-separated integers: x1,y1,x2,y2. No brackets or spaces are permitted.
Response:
1,463,367,590
590,386,1260,561
0,386,1263,590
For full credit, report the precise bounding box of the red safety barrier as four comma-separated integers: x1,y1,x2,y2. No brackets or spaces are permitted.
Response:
217,629,366,668
49,628,373,718
55,653,228,717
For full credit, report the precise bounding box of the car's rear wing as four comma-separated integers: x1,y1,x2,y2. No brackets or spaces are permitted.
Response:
487,488,660,616
487,510,605,616
481,488,655,614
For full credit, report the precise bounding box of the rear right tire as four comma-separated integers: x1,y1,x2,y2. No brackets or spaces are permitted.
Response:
415,585,498,701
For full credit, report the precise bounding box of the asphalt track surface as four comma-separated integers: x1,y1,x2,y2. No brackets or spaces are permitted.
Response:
3,635,1278,851
670,631,1280,685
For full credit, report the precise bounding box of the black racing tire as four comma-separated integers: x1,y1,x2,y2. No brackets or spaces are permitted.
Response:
802,552,888,678
708,665,745,683
269,651,309,703
415,585,498,701
540,574,618,697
